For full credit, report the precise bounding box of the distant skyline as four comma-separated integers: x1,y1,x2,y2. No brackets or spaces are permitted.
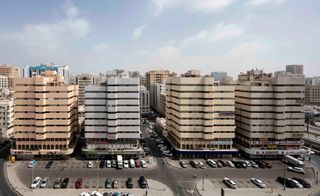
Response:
0,0,319,77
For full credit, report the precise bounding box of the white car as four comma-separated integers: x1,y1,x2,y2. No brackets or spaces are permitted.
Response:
223,178,237,189
287,166,305,174
87,161,93,168
198,161,206,169
30,177,41,189
251,178,266,188
124,160,129,168
40,177,48,188
141,160,147,168
80,192,90,196
244,161,252,167
226,161,235,168
91,191,103,196
106,160,111,168
207,159,217,168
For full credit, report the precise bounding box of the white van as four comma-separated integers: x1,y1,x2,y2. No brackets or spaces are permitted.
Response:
129,159,135,168
223,178,237,189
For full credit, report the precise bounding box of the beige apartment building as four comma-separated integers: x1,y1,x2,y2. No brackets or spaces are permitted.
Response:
305,85,320,106
145,70,175,90
12,71,78,159
76,73,99,105
235,69,306,158
166,70,237,158
0,64,20,89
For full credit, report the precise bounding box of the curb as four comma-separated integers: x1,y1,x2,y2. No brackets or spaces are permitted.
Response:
163,158,181,169
3,161,23,196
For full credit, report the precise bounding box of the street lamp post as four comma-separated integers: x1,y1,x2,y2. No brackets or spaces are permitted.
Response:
96,159,99,190
283,159,286,190
163,160,166,191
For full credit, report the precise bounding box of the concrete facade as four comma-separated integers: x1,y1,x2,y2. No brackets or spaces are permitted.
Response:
11,73,79,159
0,64,20,89
83,77,142,158
305,85,320,106
140,86,150,115
235,69,306,158
0,75,8,89
150,83,166,114
76,74,99,105
0,99,13,144
160,92,166,117
166,70,237,158
286,64,304,75
145,70,175,90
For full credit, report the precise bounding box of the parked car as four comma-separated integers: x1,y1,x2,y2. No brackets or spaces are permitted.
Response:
87,161,93,168
105,178,112,189
226,161,234,168
190,160,199,168
288,179,303,188
111,160,117,168
251,178,266,188
129,159,135,168
91,191,103,196
100,160,105,168
61,178,69,189
292,177,311,188
124,160,129,168
216,161,223,168
198,161,206,169
277,176,286,185
256,161,266,169
28,160,37,168
244,161,252,167
126,177,133,189
135,160,141,168
141,160,147,168
139,176,148,189
218,160,227,167
223,178,237,189
53,178,61,189
264,161,272,168
80,192,90,196
179,161,187,168
106,160,111,168
112,180,119,189
30,177,41,189
287,166,305,174
46,160,53,169
251,161,259,168
207,159,217,168
75,178,83,189
40,177,48,188
276,177,296,188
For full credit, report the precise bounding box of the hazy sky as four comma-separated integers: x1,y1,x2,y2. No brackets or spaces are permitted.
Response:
0,0,319,77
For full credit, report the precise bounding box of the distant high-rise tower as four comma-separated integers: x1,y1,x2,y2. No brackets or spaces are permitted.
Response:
0,64,20,89
286,65,303,75
211,71,227,82
145,70,175,90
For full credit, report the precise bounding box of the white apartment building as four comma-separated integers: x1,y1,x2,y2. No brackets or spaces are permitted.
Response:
166,70,237,158
150,83,166,114
140,86,150,115
0,99,14,144
235,69,306,158
83,77,142,158
0,76,8,89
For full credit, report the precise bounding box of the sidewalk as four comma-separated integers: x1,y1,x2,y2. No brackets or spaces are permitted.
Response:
6,161,173,196
196,179,320,196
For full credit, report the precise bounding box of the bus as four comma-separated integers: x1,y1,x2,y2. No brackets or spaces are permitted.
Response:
117,155,123,169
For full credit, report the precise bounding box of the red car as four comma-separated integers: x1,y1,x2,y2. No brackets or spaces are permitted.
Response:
135,160,141,168
264,161,272,168
75,178,83,189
